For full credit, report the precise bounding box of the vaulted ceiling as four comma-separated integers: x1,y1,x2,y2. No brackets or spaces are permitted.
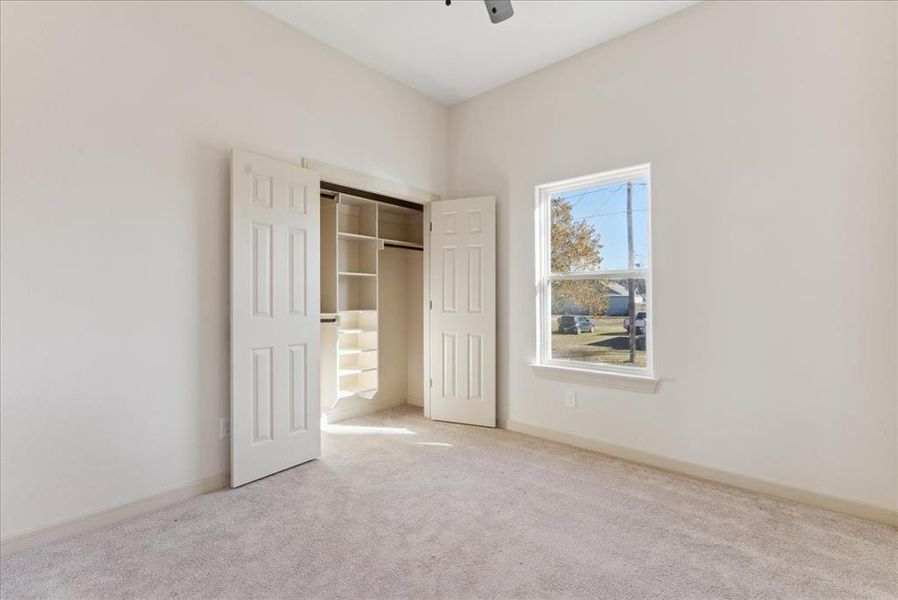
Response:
248,1,698,105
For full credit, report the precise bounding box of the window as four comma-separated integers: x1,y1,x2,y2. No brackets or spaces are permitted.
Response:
536,165,653,379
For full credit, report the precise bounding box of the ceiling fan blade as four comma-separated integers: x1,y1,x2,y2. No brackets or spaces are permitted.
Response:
484,0,514,24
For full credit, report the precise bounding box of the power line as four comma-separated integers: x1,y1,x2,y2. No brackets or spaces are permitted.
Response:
555,180,646,217
559,185,610,211
556,181,626,211
570,208,647,222
578,183,626,219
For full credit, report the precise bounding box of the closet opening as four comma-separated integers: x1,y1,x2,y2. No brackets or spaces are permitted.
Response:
319,183,426,424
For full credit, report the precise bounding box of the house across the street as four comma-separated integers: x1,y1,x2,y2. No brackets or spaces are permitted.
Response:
554,281,645,316
605,282,645,316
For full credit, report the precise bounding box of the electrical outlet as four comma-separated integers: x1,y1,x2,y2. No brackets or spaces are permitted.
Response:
565,391,577,408
219,417,231,439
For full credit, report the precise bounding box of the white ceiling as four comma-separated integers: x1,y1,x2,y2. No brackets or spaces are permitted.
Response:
248,1,698,106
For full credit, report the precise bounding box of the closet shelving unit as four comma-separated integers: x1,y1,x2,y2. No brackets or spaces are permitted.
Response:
378,202,424,251
321,191,424,405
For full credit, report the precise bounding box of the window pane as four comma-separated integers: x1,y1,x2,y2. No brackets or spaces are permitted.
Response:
550,278,647,368
550,177,648,273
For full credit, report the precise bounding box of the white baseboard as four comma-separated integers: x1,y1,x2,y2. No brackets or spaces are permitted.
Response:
0,472,228,556
324,396,407,424
500,419,897,528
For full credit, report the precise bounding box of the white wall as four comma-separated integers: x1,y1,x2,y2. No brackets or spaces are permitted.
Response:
0,1,447,539
406,252,425,407
375,247,424,409
448,1,897,511
376,248,411,410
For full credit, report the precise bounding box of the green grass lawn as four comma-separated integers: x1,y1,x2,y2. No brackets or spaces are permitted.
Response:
551,316,646,367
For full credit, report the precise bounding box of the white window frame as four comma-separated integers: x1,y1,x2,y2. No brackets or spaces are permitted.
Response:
534,164,655,384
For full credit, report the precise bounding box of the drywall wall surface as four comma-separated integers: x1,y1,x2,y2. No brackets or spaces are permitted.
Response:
377,248,411,407
406,252,425,406
0,1,447,539
448,1,897,510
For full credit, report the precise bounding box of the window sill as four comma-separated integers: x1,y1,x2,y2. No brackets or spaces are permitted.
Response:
531,363,658,393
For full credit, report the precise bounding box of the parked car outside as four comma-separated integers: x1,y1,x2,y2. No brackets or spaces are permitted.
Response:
558,315,595,334
623,311,647,335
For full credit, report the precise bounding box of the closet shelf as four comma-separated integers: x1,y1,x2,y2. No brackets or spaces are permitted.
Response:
338,386,378,400
380,238,423,250
338,232,377,242
338,347,378,356
338,328,377,334
338,271,376,277
338,367,378,377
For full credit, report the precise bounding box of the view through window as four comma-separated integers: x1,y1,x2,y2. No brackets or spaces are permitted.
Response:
537,165,652,374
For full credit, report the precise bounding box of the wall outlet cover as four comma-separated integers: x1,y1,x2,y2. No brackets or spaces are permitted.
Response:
219,418,231,439
565,391,577,408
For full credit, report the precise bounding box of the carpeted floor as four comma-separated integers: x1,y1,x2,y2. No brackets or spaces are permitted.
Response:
1,406,896,599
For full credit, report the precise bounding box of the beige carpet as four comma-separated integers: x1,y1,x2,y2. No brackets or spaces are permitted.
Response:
1,406,896,599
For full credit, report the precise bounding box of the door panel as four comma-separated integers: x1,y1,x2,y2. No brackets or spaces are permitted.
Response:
231,149,320,487
430,196,495,427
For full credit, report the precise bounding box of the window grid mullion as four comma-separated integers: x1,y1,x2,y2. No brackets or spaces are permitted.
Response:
548,271,647,282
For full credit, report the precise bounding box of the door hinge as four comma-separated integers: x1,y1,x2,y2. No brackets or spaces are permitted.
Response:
429,300,432,310
429,378,433,388
429,222,433,232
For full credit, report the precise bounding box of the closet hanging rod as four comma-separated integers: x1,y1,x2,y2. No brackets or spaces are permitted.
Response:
320,317,337,323
320,181,424,212
319,189,339,205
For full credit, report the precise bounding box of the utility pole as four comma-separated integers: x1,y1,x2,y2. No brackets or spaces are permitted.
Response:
626,181,636,363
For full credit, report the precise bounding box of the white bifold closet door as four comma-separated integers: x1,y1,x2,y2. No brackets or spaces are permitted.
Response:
230,149,321,487
430,196,496,427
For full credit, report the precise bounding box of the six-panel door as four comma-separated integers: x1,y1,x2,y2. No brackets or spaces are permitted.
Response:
231,150,321,487
429,196,496,427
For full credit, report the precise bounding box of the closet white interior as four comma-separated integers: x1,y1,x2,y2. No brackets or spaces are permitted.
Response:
319,187,425,423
